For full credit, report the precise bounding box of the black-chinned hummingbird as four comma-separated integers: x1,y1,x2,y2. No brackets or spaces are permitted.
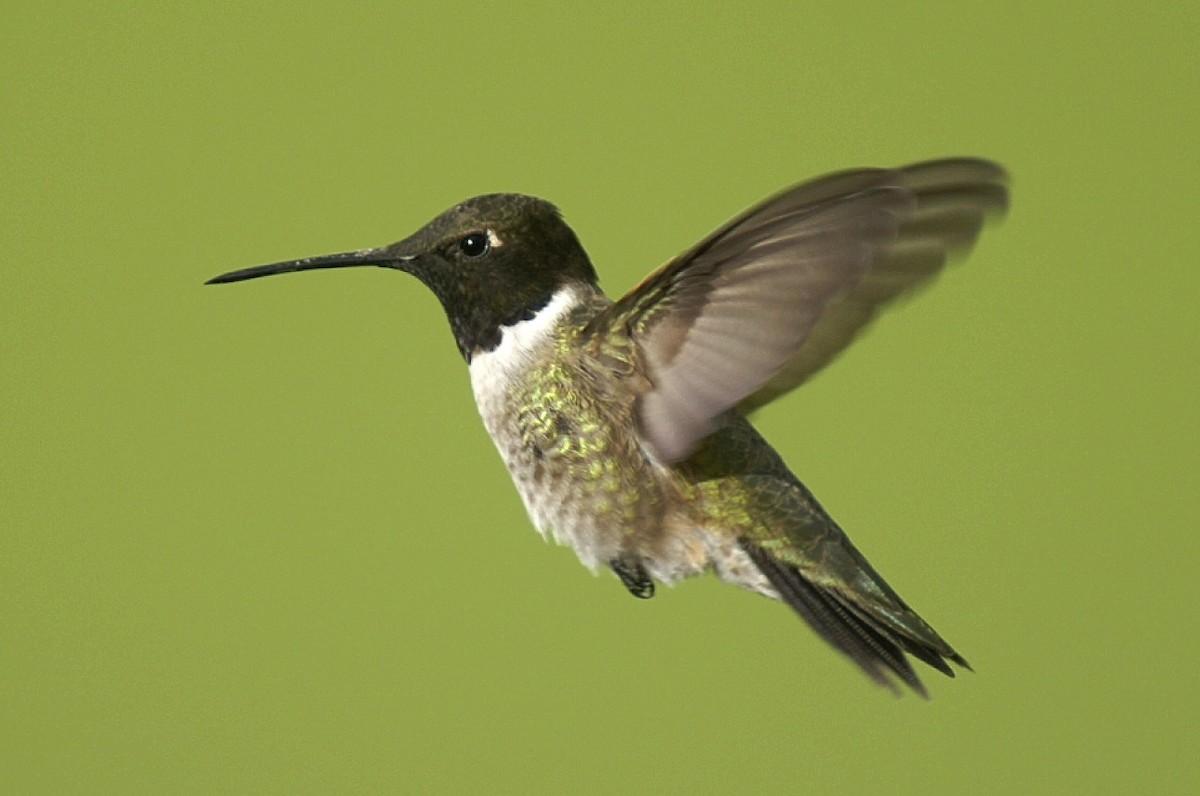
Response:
208,159,1007,696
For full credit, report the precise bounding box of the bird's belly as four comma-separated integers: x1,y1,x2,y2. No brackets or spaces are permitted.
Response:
482,406,664,572
482,414,779,599
470,356,682,572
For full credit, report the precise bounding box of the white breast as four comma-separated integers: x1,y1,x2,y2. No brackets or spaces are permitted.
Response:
467,285,583,417
467,286,592,547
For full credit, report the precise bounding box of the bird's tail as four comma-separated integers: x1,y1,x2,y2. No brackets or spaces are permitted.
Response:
740,539,969,697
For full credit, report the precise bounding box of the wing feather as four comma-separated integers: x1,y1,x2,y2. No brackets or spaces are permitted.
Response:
589,159,1007,463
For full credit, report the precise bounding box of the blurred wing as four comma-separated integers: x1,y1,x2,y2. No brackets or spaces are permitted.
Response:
739,159,1008,412
592,158,1007,464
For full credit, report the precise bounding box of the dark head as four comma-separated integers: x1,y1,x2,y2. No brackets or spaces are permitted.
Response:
207,194,598,360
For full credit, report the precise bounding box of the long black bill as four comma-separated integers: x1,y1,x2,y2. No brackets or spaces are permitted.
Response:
205,248,407,285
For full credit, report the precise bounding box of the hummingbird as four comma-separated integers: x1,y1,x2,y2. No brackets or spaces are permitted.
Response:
208,158,1007,696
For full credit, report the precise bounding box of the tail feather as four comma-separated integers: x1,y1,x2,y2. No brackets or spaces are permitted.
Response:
740,540,966,696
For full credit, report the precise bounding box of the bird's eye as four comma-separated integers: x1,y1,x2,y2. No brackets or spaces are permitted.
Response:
459,232,490,258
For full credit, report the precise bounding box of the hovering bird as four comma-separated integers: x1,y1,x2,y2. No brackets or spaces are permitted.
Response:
208,159,1007,695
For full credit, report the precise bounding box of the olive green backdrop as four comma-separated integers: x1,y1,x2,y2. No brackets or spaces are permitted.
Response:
3,2,1196,793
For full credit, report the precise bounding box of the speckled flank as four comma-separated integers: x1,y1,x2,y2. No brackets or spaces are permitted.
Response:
467,284,774,593
469,284,669,571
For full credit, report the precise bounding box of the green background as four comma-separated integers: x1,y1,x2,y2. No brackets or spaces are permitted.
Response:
4,2,1196,792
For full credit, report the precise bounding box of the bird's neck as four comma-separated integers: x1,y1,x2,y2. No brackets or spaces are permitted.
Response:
466,281,595,380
